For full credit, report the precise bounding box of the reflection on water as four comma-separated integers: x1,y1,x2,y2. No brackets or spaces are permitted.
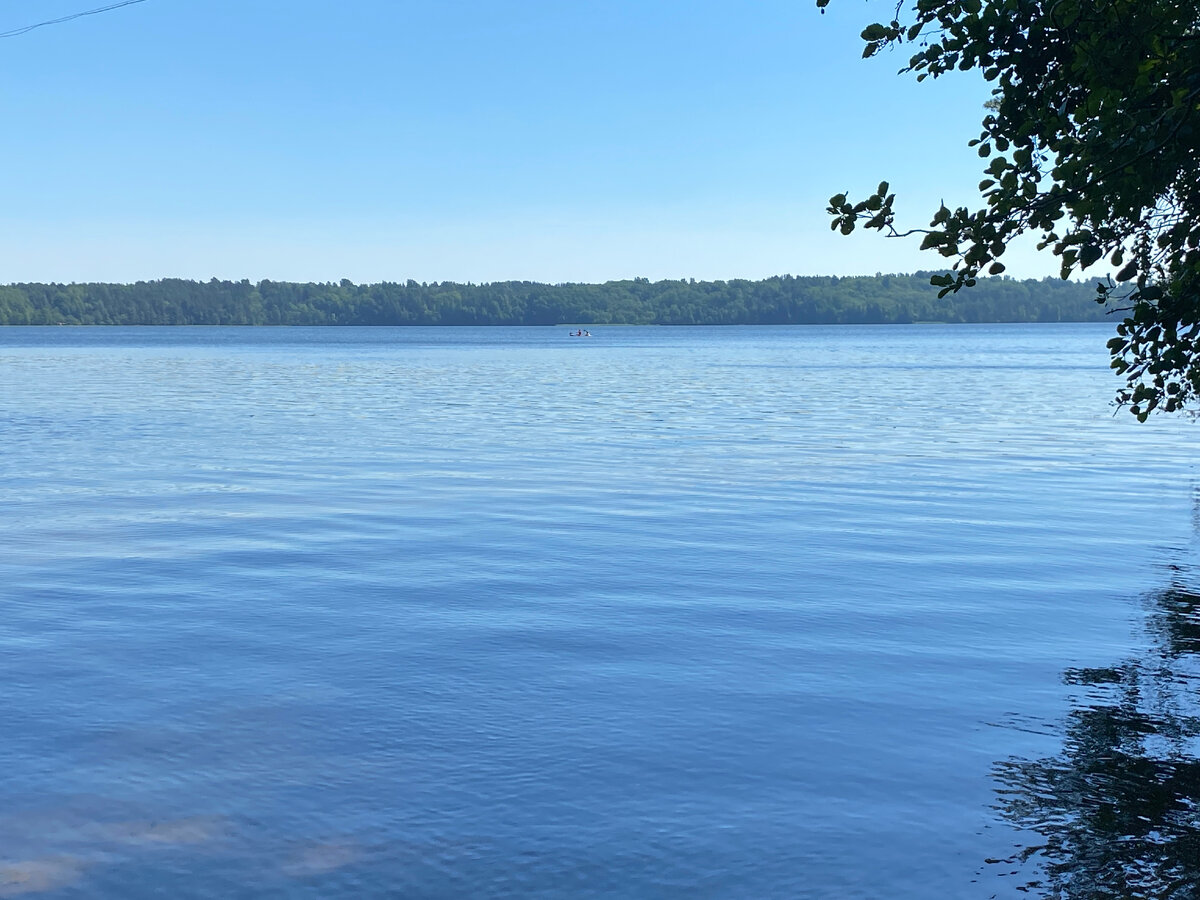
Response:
0,858,84,897
4,325,1197,897
991,582,1200,898
0,813,229,898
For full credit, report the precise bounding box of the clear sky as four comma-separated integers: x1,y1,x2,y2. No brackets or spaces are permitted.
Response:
0,0,1060,284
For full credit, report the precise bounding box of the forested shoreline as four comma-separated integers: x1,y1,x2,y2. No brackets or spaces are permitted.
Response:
0,273,1109,326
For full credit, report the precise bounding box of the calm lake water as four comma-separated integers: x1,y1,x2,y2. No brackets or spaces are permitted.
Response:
1,324,1197,898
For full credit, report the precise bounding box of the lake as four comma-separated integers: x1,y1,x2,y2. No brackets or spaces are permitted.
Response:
1,324,1196,898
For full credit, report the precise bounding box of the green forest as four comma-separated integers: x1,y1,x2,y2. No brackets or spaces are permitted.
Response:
0,273,1110,326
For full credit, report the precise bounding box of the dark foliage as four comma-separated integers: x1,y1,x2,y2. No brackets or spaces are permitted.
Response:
0,273,1105,327
823,0,1200,418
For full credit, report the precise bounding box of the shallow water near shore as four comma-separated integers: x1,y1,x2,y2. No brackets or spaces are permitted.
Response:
1,324,1196,898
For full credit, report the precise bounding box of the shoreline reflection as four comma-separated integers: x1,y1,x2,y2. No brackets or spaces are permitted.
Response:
990,584,1200,898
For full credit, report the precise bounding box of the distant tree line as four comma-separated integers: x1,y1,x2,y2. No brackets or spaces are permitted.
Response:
0,273,1110,326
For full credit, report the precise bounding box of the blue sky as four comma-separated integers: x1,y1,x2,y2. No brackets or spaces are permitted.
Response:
0,0,1057,284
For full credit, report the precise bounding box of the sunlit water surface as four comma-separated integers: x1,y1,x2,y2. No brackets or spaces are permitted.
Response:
1,324,1196,898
